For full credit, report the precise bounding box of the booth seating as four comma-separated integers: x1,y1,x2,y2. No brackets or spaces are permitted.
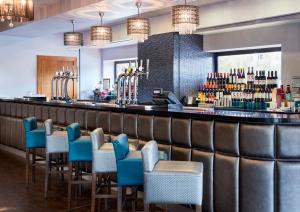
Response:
112,134,144,212
66,122,92,211
44,119,69,198
23,117,46,187
141,140,203,212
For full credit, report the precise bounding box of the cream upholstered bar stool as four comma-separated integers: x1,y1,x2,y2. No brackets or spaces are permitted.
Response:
91,128,116,212
44,119,69,198
90,128,137,212
141,140,203,212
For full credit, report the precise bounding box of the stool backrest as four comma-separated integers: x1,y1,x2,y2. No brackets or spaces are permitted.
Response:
67,123,81,142
91,128,105,150
112,134,129,161
141,140,159,172
44,119,53,136
23,117,37,132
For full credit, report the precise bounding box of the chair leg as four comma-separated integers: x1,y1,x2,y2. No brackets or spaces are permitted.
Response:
67,162,73,211
60,153,65,182
117,186,122,212
25,148,30,188
44,152,50,198
32,149,36,183
144,203,150,212
91,173,96,212
196,205,202,212
132,187,137,212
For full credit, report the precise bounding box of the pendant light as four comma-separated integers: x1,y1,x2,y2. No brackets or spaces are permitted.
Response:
90,12,112,47
0,0,34,28
172,0,199,34
127,1,150,43
64,20,83,47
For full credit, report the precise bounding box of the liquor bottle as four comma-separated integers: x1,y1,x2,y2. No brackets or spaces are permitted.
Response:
237,69,240,84
285,85,292,101
232,69,237,84
207,73,211,86
242,69,246,87
267,71,271,89
247,67,251,84
250,67,255,84
262,71,266,87
271,71,275,89
254,71,258,87
258,71,261,86
274,71,278,88
229,69,233,84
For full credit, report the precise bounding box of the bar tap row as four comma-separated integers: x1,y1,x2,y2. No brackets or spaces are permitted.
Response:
116,59,150,105
51,67,78,101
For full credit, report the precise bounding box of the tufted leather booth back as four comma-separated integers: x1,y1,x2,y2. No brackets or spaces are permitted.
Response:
1,101,300,212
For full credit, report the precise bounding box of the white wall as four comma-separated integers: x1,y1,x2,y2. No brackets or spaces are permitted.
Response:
204,23,300,85
79,48,101,99
101,45,138,86
101,44,138,61
0,33,101,99
0,33,78,98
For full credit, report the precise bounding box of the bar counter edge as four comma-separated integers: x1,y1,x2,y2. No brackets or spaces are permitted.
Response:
1,99,300,212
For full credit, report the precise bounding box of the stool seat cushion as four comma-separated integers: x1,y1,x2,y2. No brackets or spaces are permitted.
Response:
69,136,92,161
116,151,143,186
154,161,203,176
25,128,46,148
93,142,136,173
46,131,68,153
144,160,203,205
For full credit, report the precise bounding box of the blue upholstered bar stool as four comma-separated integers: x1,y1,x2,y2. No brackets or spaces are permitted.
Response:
112,134,144,212
141,140,203,212
23,117,46,187
67,123,92,211
90,128,137,212
44,119,69,198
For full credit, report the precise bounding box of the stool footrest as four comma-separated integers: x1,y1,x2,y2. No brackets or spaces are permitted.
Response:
95,194,117,199
71,180,91,185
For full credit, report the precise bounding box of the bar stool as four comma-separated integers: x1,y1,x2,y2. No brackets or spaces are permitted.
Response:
90,128,137,212
67,122,92,211
23,117,46,187
112,134,144,212
44,119,69,198
141,140,203,212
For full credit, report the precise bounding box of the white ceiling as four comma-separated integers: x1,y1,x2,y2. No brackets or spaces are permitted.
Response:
0,0,228,37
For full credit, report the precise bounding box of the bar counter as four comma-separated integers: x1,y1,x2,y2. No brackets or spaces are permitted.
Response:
1,98,300,212
2,98,300,123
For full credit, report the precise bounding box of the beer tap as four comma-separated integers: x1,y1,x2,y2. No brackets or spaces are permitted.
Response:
115,59,149,105
116,71,127,105
132,59,150,103
51,71,59,100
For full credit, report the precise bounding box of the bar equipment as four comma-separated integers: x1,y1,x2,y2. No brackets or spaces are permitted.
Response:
116,59,150,105
51,66,78,101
